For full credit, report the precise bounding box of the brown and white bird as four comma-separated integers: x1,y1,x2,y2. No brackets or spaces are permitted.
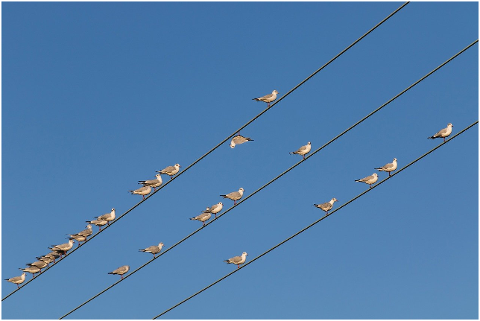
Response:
224,252,248,269
108,265,130,280
138,174,163,191
355,173,378,189
5,272,26,289
48,239,74,257
314,198,338,215
19,266,41,278
139,242,164,258
190,212,212,226
252,90,279,107
220,188,244,205
86,218,108,231
428,123,453,142
95,209,116,225
203,202,223,218
68,224,93,246
375,158,398,177
290,142,311,160
129,185,152,200
230,134,254,148
27,260,48,271
156,164,181,180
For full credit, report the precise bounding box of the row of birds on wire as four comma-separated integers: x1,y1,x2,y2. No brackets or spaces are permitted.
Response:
5,89,454,288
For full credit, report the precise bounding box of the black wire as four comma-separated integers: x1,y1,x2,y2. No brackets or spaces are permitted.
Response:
152,120,478,319
3,1,410,302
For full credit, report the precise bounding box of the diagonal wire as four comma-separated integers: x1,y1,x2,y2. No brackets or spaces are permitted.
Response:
2,1,410,302
58,39,476,319
152,120,478,319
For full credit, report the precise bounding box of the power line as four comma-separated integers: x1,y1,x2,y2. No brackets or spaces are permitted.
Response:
2,1,410,302
152,120,478,319
58,39,476,319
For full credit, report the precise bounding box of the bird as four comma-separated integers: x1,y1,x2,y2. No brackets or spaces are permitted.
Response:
68,233,86,246
428,123,453,142
27,260,48,271
138,173,163,191
252,90,279,107
37,252,61,264
5,273,26,289
190,212,212,226
77,224,93,238
224,252,248,269
19,266,41,278
36,255,54,265
139,242,164,258
230,134,254,148
203,202,223,218
108,265,130,280
68,224,93,246
86,218,108,231
220,188,244,205
48,239,74,257
95,208,116,225
290,142,311,160
314,198,338,215
156,164,181,180
375,158,398,176
355,173,378,189
129,185,152,200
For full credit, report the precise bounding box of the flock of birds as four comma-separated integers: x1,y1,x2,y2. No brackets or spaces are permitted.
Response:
5,89,454,288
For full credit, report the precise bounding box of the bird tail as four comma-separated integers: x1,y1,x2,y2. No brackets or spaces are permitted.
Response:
427,136,435,139
289,151,296,155
354,179,361,182
189,217,196,220
247,138,254,141
108,272,114,275
139,249,146,252
252,98,259,101
220,194,226,197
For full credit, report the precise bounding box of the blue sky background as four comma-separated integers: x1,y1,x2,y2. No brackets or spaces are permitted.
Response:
2,1,478,319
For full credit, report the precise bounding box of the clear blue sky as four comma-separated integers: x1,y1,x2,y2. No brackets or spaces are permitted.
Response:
2,1,478,319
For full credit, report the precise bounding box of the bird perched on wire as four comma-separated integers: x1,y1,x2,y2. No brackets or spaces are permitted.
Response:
139,242,164,258
129,185,152,200
290,142,311,160
252,90,279,107
5,272,26,289
156,164,181,180
138,173,163,191
95,208,116,225
224,252,248,269
314,198,338,215
68,224,93,246
355,173,378,189
108,265,130,280
220,188,244,205
19,266,41,278
230,134,254,148
428,123,453,142
375,158,397,177
48,239,74,257
202,202,223,218
26,260,48,271
86,218,108,231
190,212,212,226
